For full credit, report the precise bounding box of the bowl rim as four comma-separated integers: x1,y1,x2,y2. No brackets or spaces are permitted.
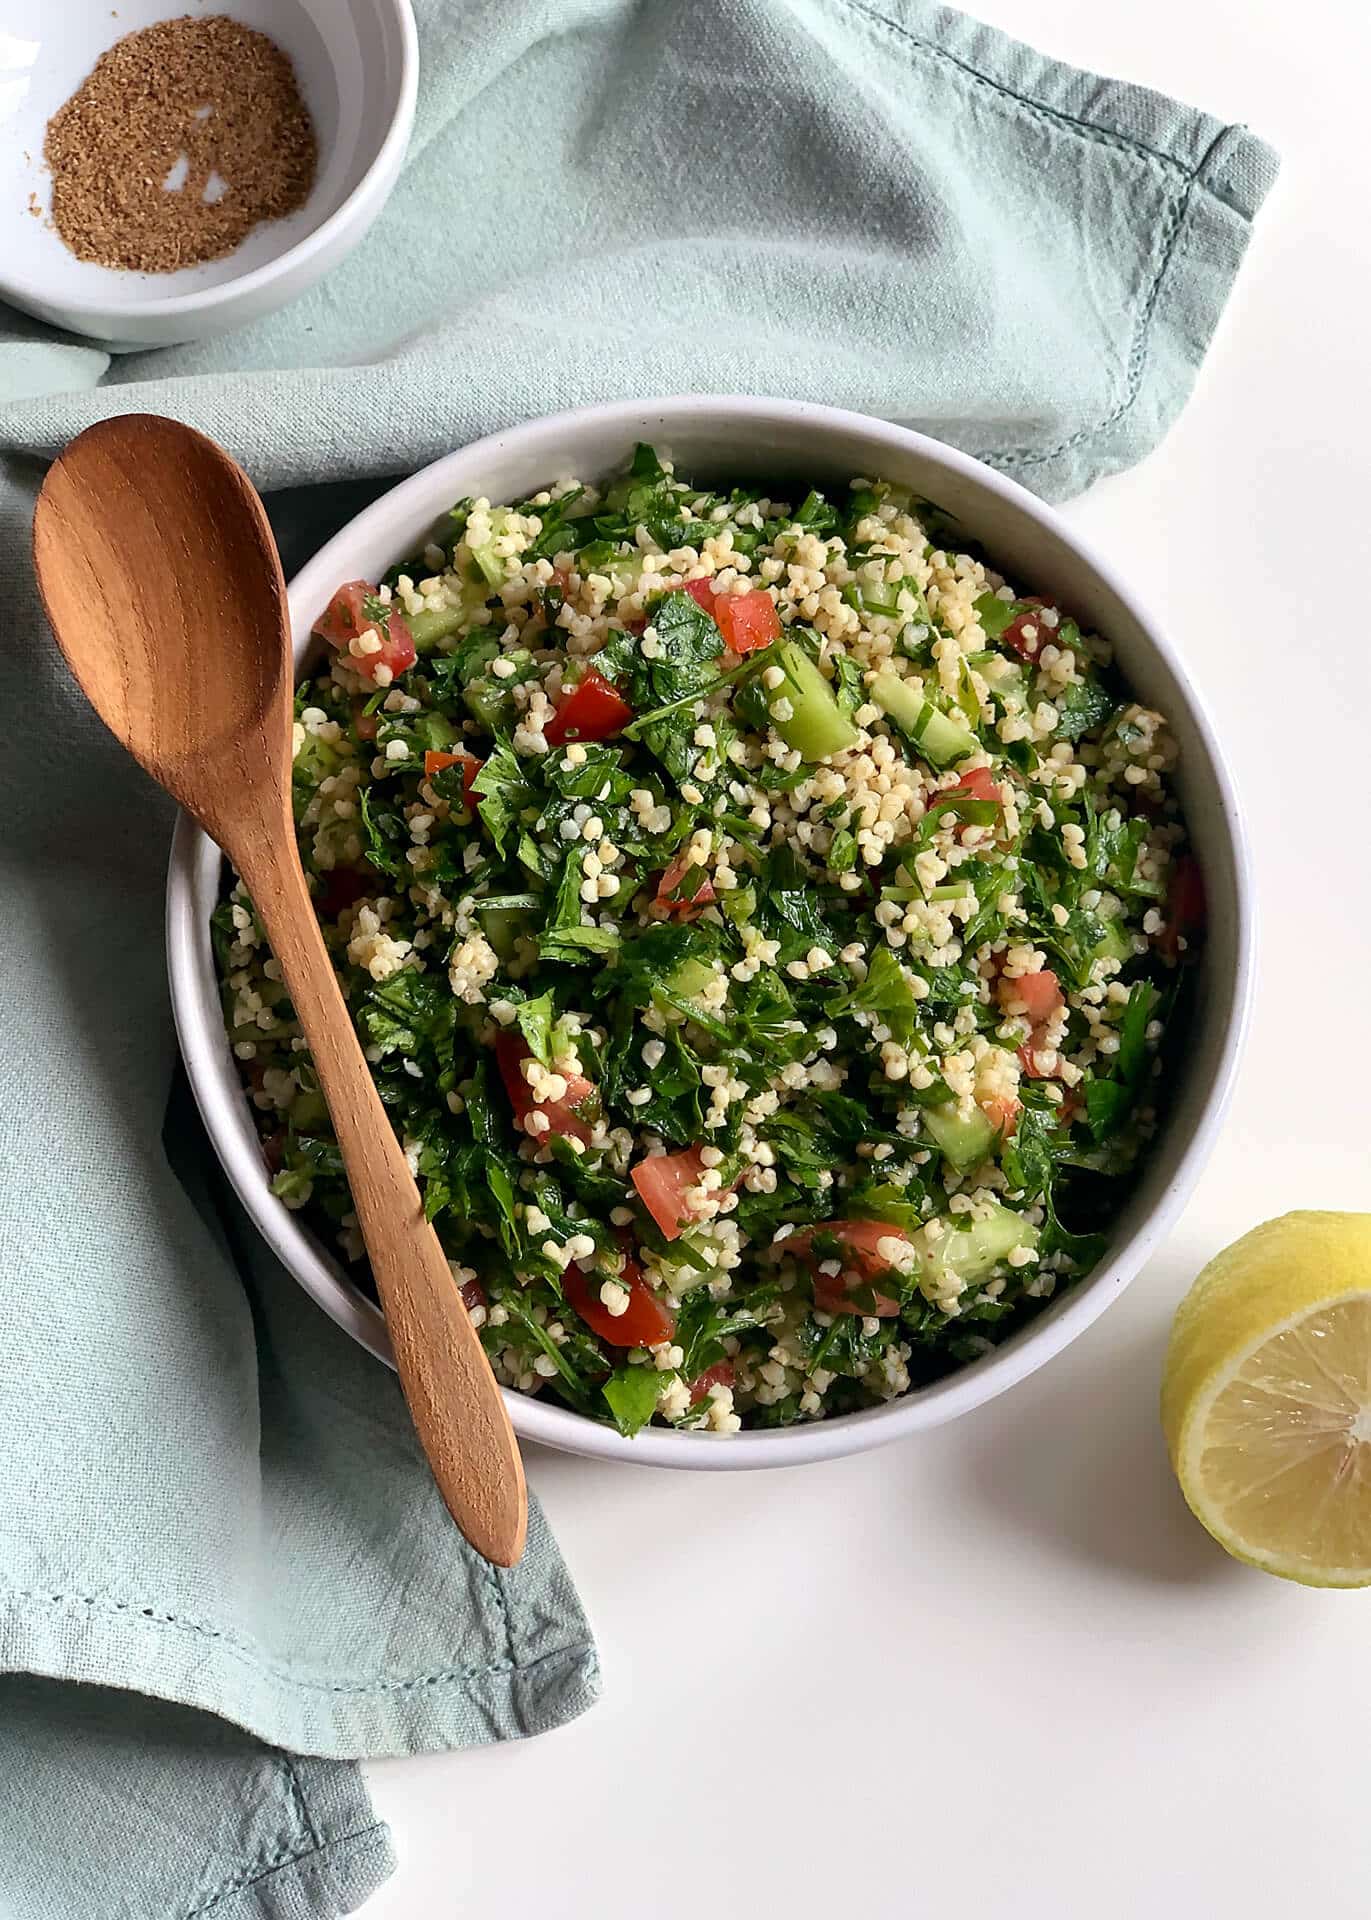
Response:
166,393,1254,1469
0,0,419,323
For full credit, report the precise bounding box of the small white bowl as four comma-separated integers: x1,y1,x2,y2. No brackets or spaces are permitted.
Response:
167,397,1253,1469
0,0,417,347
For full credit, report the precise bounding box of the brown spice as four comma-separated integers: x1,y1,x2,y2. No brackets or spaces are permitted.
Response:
43,15,317,274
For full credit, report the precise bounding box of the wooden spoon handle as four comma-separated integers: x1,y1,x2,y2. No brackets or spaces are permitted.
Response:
231,826,527,1568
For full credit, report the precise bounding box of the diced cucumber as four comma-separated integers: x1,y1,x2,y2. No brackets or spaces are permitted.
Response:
463,648,533,729
770,641,859,759
923,1101,995,1172
1088,913,1133,969
466,506,520,588
480,907,532,961
293,732,342,788
408,605,466,652
870,671,977,769
913,704,978,768
869,668,926,734
720,884,757,927
842,578,921,621
669,957,716,999
934,1203,1038,1285
606,551,651,596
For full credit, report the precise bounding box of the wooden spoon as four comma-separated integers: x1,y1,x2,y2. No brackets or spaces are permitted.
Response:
33,413,528,1568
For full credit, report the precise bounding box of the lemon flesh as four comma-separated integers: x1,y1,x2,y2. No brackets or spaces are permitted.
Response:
1162,1212,1371,1586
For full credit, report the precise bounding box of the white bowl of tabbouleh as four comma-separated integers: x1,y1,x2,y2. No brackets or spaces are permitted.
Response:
166,397,1251,1468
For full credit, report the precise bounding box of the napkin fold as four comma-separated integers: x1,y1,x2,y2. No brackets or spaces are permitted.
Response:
0,3,1276,1916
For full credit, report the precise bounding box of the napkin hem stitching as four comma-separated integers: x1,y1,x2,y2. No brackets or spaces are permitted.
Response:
985,165,1192,469
284,1757,323,1853
840,0,1260,476
1,1582,592,1695
987,120,1237,470
184,1820,389,1919
839,0,1189,176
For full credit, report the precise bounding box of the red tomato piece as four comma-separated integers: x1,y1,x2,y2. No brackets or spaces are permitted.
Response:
1003,968,1064,1027
315,864,375,920
1003,968,1065,1078
981,1093,1021,1138
789,1219,908,1316
313,580,416,684
352,702,379,742
562,1256,675,1349
459,1276,487,1316
995,599,1065,661
313,581,372,649
366,621,416,683
714,589,781,654
680,577,718,615
494,1032,596,1145
423,748,483,804
654,848,716,919
544,668,634,746
952,766,1002,808
1160,853,1206,963
688,1360,736,1406
631,1148,713,1242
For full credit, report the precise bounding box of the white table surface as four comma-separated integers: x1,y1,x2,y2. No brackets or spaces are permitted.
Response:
363,5,1371,1912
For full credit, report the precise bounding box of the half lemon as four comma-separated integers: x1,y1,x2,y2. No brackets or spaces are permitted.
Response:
1162,1212,1371,1586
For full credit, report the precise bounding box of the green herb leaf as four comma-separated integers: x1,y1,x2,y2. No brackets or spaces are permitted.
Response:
973,592,1022,639
1052,677,1116,743
515,993,555,1066
471,739,534,858
602,1364,664,1437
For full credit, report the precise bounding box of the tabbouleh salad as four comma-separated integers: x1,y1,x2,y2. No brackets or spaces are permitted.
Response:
215,444,1204,1437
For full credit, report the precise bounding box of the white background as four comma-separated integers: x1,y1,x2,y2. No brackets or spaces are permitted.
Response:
365,4,1371,1913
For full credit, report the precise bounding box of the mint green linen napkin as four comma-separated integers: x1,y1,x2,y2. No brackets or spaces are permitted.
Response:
0,3,1276,1916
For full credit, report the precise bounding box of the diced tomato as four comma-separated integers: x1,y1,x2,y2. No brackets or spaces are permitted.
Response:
314,581,373,649
654,848,715,920
1002,968,1063,1027
688,1360,736,1406
459,1276,487,1316
1160,853,1206,963
494,1031,597,1146
981,1093,1021,1137
1002,968,1066,1078
352,702,379,742
562,1255,675,1349
315,863,376,919
423,748,483,805
631,1147,712,1242
313,580,416,684
680,577,718,615
998,609,1049,660
952,766,1002,808
544,668,634,747
714,589,781,655
365,622,417,683
789,1219,908,1317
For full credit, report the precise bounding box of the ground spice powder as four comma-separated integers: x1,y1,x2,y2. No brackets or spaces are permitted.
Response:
44,15,317,274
